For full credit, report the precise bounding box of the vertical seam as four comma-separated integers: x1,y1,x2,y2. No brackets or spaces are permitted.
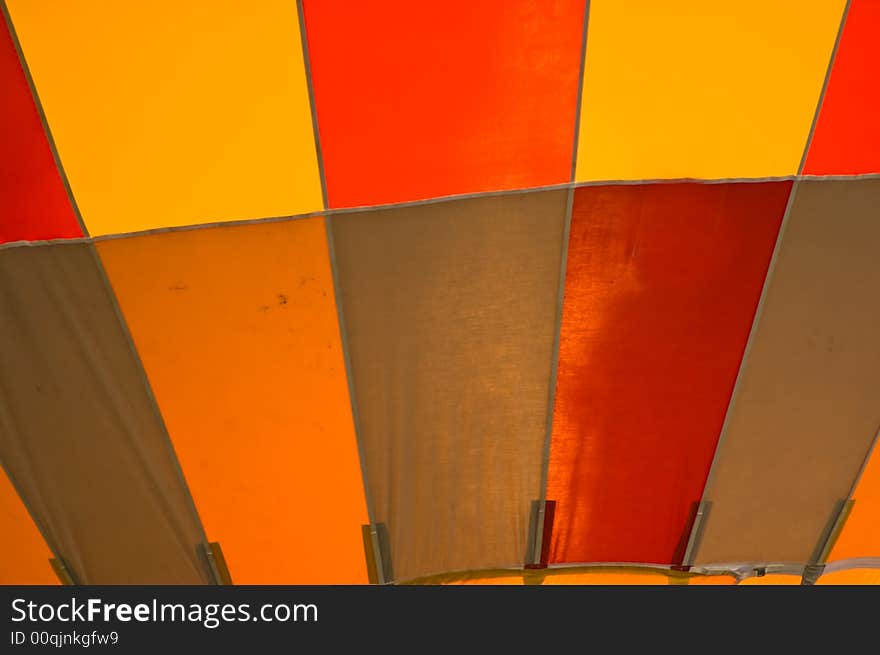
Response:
323,216,378,528
296,0,329,210
797,0,852,176
86,243,216,581
534,0,592,563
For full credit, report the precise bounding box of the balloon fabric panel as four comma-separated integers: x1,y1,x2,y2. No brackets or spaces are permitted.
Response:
575,0,846,181
738,575,801,585
696,179,880,565
0,12,79,244
0,469,56,584
0,243,210,584
829,424,880,562
4,0,323,236
330,190,567,581
96,218,368,584
0,1,878,586
302,0,586,208
547,182,790,565
803,0,880,175
818,569,880,585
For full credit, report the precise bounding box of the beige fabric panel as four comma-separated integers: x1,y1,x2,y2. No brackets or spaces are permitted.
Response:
330,190,567,582
696,179,880,565
0,243,210,584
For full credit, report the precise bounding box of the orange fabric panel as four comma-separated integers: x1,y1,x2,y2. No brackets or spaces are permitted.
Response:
96,218,368,584
451,577,523,586
543,570,667,585
543,568,734,585
683,574,737,586
818,568,880,585
543,569,668,585
738,575,801,585
0,468,56,584
424,567,735,585
431,572,524,586
831,438,880,560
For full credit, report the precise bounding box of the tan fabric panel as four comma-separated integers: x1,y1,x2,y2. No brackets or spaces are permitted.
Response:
330,190,567,582
696,179,880,565
0,243,209,584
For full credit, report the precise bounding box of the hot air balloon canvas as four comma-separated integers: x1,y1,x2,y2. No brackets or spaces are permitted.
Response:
1,1,879,587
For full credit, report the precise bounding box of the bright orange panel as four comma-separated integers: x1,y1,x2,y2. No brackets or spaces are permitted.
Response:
684,574,737,586
818,568,880,585
831,436,880,561
423,567,735,585
434,572,524,586
96,218,368,584
543,568,734,585
0,468,56,584
543,570,667,585
543,569,669,585
739,575,801,585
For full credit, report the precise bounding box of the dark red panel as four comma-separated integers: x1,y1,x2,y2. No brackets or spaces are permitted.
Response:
302,0,585,209
0,14,80,244
803,0,880,175
547,181,792,565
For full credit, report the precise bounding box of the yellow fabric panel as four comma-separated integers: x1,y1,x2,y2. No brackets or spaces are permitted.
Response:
6,1,323,235
575,1,846,181
830,440,880,560
96,217,368,584
0,469,56,584
818,569,880,585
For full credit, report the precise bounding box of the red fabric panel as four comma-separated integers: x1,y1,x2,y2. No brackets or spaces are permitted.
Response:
302,0,585,209
0,15,79,244
803,0,880,175
547,182,792,565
